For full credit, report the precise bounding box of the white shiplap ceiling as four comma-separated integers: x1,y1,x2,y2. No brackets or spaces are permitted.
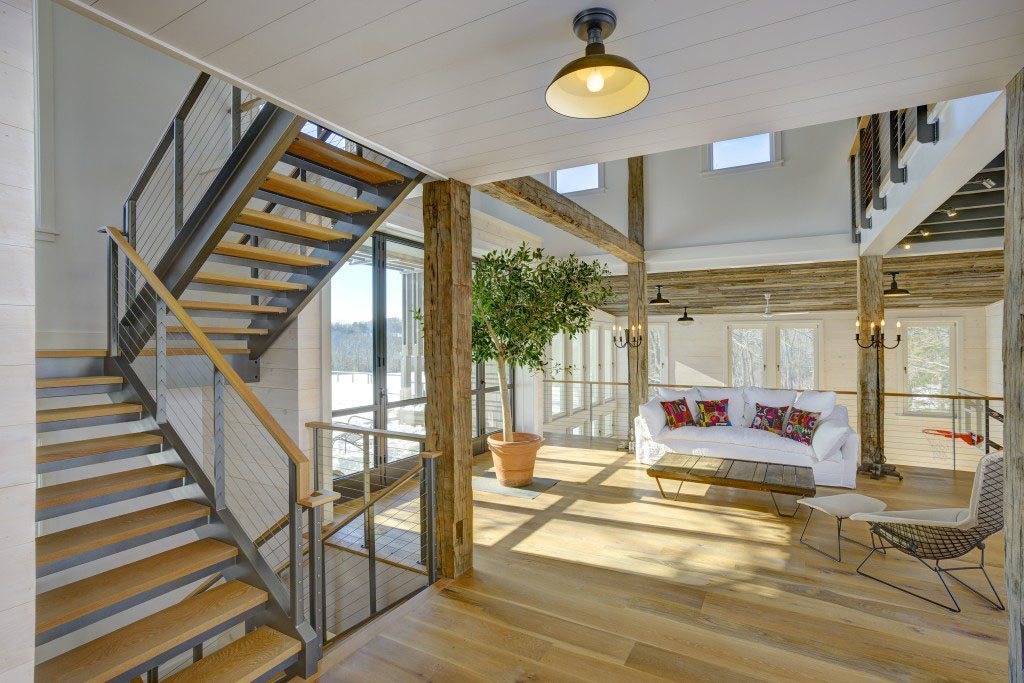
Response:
66,0,1024,184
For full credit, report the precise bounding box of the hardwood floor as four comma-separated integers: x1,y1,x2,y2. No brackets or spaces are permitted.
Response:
317,436,1008,681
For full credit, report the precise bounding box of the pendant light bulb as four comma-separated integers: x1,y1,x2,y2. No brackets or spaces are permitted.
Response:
586,69,605,93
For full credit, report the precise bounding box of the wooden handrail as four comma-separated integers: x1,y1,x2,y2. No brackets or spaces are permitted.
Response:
539,378,1004,401
103,227,312,501
307,421,427,443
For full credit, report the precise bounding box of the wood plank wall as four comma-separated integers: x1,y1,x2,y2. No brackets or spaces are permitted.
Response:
0,0,37,676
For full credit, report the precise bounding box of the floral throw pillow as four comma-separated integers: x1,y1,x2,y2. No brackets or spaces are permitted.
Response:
750,403,788,435
660,399,695,429
783,407,821,445
696,398,731,427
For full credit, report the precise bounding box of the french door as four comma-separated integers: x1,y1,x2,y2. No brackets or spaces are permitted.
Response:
728,322,820,389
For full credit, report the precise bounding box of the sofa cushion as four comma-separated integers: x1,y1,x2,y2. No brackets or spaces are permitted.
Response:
696,398,731,427
695,387,746,426
810,405,851,462
794,390,836,421
743,387,797,424
665,425,812,456
783,407,821,445
661,399,695,429
750,403,787,435
657,388,701,417
639,399,668,438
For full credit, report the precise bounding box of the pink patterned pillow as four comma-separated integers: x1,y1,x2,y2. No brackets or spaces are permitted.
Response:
696,398,731,427
750,403,788,435
783,407,821,445
660,399,695,429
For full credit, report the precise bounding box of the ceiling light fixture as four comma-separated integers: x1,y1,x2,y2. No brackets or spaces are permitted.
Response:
545,8,650,119
942,205,959,218
978,177,997,189
884,271,910,297
677,307,694,325
649,284,670,306
920,229,930,237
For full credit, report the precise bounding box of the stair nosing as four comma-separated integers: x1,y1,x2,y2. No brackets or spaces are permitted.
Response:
36,464,187,511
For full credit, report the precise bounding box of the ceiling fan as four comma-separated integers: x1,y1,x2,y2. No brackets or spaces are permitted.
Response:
761,293,810,319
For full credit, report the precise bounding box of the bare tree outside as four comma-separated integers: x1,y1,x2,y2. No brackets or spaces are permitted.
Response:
905,323,954,414
730,327,766,387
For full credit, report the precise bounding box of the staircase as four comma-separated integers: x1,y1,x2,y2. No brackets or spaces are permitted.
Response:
33,72,426,680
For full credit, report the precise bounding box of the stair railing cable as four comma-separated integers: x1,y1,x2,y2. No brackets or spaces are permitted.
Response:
103,225,337,665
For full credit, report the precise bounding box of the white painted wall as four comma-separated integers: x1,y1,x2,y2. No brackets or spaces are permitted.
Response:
34,2,195,347
472,118,854,265
0,0,36,676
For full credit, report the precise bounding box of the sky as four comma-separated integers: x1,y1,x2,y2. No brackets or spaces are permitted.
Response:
330,263,408,323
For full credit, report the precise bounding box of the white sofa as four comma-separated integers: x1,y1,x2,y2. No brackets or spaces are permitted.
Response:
635,386,859,488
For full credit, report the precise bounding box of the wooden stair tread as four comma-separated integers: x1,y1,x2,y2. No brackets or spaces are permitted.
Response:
181,300,287,315
37,349,107,358
168,325,269,336
235,208,352,241
289,133,405,185
213,242,329,268
137,347,251,356
37,500,211,566
163,626,301,683
37,375,123,389
38,432,164,465
36,538,239,635
192,272,307,292
37,465,187,511
35,581,267,683
262,171,377,215
37,402,142,424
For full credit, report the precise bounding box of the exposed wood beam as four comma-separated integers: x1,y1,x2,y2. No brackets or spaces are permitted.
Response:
1002,65,1023,677
475,176,643,263
422,179,473,580
626,156,648,431
857,255,884,469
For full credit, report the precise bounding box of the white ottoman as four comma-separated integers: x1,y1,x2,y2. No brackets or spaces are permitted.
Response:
797,493,886,562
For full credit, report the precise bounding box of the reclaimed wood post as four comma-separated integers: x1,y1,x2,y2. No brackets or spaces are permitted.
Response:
857,255,884,466
422,179,474,579
627,157,649,434
1004,66,1024,680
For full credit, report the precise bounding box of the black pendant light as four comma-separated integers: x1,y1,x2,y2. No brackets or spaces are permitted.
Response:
545,8,650,119
884,271,910,297
649,285,670,306
677,307,694,325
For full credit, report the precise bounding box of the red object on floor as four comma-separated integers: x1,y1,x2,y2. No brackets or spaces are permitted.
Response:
922,429,984,446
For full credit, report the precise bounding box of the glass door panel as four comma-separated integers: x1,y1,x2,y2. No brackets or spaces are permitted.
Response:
904,322,955,414
330,244,374,412
777,326,817,390
385,241,425,402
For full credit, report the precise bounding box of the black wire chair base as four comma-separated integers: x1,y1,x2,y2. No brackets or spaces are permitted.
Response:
856,540,1005,613
798,508,876,563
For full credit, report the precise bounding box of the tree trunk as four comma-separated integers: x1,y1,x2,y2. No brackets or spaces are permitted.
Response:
495,355,514,442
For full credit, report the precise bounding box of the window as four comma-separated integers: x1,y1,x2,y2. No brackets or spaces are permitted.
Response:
901,322,957,414
570,333,584,410
728,322,820,389
550,332,565,417
703,132,781,175
552,162,603,194
588,332,600,406
601,328,614,401
648,324,668,384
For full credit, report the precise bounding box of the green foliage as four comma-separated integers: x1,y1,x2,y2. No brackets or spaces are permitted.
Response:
471,244,611,372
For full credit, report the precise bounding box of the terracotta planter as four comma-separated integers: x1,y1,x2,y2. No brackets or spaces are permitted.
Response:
487,432,544,487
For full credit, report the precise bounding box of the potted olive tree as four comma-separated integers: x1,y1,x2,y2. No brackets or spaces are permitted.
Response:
473,244,611,486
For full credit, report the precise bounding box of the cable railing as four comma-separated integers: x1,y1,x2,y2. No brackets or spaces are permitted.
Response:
104,226,335,665
542,379,1001,472
307,423,437,647
124,72,265,269
847,104,939,240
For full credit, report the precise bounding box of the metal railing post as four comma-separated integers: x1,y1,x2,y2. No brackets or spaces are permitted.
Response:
213,368,225,509
423,455,438,585
951,396,957,471
124,198,136,294
288,461,303,628
173,116,184,234
888,110,907,184
984,399,991,454
308,503,324,642
155,300,167,423
230,86,241,149
106,237,119,358
361,432,377,615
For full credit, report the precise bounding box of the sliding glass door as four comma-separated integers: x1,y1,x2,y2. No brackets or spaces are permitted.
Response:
330,234,513,458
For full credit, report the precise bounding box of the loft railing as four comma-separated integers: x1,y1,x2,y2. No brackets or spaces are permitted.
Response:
306,423,437,647
847,104,939,241
103,226,336,666
542,379,1002,472
123,73,265,269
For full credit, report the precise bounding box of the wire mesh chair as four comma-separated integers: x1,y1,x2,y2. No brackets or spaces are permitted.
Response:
849,452,1005,613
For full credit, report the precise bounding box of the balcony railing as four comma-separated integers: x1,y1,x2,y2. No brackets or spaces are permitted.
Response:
542,379,1002,473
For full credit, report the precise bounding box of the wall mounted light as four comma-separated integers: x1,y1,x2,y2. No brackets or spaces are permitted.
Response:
884,271,910,296
649,284,670,306
677,307,694,325
545,8,650,119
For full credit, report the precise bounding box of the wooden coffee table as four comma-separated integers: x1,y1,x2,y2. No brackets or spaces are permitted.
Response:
646,452,816,516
